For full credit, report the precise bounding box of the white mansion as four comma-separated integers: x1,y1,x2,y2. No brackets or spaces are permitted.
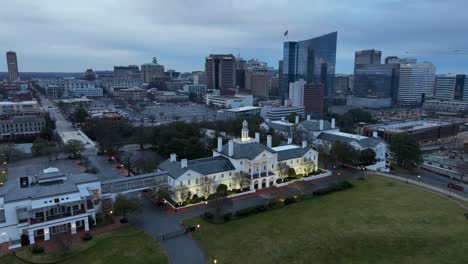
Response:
159,121,319,202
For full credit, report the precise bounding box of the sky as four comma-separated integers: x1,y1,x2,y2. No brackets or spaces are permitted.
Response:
0,0,467,74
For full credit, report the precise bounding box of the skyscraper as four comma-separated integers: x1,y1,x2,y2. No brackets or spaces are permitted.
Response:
205,54,236,91
304,83,324,116
288,79,306,107
435,74,457,100
141,57,165,84
455,74,468,101
397,61,436,106
354,49,382,68
353,64,399,98
281,32,337,101
245,69,270,98
6,51,19,82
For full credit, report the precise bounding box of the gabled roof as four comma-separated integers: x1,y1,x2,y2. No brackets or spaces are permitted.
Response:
158,156,235,179
272,145,313,161
298,120,332,131
218,141,276,160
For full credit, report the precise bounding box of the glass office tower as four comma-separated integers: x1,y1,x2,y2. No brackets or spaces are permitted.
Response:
281,32,337,101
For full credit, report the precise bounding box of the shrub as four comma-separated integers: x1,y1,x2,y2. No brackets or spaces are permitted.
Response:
223,213,232,221
236,208,254,217
31,245,44,254
288,168,296,178
82,233,93,241
267,201,282,209
204,211,214,219
313,181,353,196
284,196,297,205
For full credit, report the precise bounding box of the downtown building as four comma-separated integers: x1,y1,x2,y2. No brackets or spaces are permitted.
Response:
397,61,436,106
6,51,19,82
205,54,236,93
434,74,468,101
280,32,337,102
141,58,165,84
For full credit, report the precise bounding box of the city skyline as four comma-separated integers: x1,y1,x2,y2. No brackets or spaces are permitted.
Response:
1,0,468,73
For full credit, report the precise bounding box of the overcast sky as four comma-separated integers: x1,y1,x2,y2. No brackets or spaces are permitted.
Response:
1,0,467,74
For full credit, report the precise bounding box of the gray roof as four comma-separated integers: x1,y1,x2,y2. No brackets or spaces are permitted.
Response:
266,121,293,133
0,115,45,124
218,141,276,160
298,120,332,131
0,173,99,203
159,156,235,179
317,132,385,148
276,147,310,161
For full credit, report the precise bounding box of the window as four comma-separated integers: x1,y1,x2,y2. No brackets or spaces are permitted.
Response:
0,209,6,223
188,180,191,185
195,178,199,184
54,198,59,203
240,161,243,165
221,174,224,178
72,205,80,211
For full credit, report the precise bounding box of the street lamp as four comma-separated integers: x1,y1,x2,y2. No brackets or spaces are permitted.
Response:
213,259,217,264
417,175,421,182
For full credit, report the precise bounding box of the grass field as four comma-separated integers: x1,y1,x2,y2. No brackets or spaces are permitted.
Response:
185,176,468,264
0,226,167,264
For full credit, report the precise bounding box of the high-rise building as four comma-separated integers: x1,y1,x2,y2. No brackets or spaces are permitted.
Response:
435,74,468,101
245,69,270,98
304,83,324,116
353,64,399,99
334,75,350,97
397,61,436,106
205,54,236,91
276,60,283,98
114,65,140,78
288,79,306,107
354,49,382,68
281,32,337,101
6,51,19,82
435,74,457,100
141,57,165,84
84,69,96,81
193,71,207,85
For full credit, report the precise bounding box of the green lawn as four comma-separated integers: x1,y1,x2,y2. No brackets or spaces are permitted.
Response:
0,226,167,264
185,176,468,264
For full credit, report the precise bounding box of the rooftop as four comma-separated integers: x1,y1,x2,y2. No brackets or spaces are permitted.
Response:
159,156,235,179
225,106,261,112
367,120,452,132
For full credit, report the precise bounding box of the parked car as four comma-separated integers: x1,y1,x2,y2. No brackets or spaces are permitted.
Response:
447,183,464,191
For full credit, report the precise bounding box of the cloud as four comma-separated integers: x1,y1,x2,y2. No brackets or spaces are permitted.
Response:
0,0,467,73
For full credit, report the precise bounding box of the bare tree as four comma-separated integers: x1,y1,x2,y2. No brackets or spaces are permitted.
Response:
277,162,290,182
303,161,314,176
454,161,468,181
174,184,190,205
200,175,216,200
232,171,251,191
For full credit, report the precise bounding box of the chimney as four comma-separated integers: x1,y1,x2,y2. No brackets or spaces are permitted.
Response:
281,116,285,121
295,115,299,124
267,135,272,148
287,137,292,144
307,115,311,121
266,118,270,123
217,137,223,152
170,153,177,162
228,140,234,156
302,140,307,148
255,132,260,143
319,119,324,130
181,159,187,168
331,118,335,129
372,131,378,138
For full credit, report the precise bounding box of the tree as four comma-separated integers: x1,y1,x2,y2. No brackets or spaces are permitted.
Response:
389,134,422,168
318,145,332,169
175,184,190,205
232,171,251,191
277,162,290,182
32,138,54,157
64,139,85,159
73,105,88,124
216,184,228,196
113,194,142,222
0,143,25,162
330,141,360,166
303,161,314,176
200,175,215,200
359,148,376,166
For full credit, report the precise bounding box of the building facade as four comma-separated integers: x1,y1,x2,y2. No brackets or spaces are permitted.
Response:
6,51,19,82
435,74,457,100
281,32,337,101
397,61,436,106
0,116,45,140
205,94,253,109
205,54,236,91
245,69,270,98
141,58,165,84
354,49,382,68
158,121,319,203
423,99,468,113
334,75,349,97
288,79,305,107
304,83,324,116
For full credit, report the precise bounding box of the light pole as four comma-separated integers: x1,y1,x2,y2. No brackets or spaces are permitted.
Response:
417,175,421,182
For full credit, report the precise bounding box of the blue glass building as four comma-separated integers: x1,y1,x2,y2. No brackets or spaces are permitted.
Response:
281,32,337,101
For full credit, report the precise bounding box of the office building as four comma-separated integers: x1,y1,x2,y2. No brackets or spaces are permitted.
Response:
192,71,207,85
245,69,270,98
141,57,165,84
205,94,253,109
6,51,19,82
0,116,46,140
115,87,147,101
288,79,305,107
83,69,96,81
423,99,468,113
455,74,468,101
397,61,436,106
205,54,236,91
281,32,337,100
183,84,207,96
263,106,306,121
435,74,457,100
113,65,140,79
0,101,41,117
304,83,324,116
334,75,349,97
354,49,382,69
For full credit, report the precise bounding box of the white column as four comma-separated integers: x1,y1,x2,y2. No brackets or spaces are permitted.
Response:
250,162,253,178
84,218,90,231
71,221,77,234
28,229,35,245
92,213,96,226
44,227,50,241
